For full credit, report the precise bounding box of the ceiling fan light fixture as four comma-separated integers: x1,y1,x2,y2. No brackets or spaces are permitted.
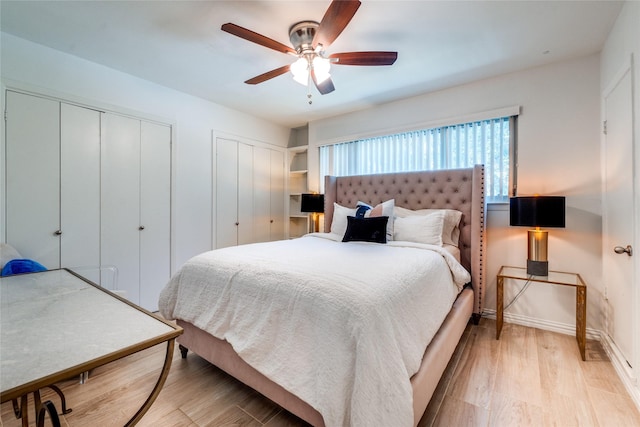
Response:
312,56,331,83
291,57,309,86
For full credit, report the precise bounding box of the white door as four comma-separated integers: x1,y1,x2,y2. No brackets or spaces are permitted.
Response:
270,149,285,240
253,146,272,243
60,103,101,283
102,113,141,300
216,138,239,249
139,121,171,311
237,142,254,245
5,91,60,268
603,64,635,369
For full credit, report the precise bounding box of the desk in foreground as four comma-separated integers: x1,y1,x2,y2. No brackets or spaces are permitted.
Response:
1,269,182,426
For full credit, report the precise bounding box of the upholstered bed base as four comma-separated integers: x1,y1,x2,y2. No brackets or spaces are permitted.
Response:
177,166,485,426
177,288,473,427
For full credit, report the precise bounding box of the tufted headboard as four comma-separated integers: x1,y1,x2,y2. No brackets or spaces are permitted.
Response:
324,165,486,317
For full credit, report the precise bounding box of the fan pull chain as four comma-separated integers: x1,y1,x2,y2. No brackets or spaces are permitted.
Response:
307,72,313,104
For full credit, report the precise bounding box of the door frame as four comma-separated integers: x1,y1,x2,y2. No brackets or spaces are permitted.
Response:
601,53,639,389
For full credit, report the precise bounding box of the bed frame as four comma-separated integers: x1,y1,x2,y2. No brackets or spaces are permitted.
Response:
177,165,486,426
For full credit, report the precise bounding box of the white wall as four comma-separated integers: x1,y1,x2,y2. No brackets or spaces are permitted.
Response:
0,33,291,270
308,54,604,333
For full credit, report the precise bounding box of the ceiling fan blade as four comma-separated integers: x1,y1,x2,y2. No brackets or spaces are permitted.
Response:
329,51,398,66
245,64,292,85
222,23,296,55
311,69,335,95
312,0,361,49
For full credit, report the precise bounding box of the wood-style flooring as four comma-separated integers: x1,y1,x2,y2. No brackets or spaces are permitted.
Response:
3,318,640,426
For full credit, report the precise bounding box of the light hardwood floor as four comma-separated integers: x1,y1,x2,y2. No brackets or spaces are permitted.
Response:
3,318,640,426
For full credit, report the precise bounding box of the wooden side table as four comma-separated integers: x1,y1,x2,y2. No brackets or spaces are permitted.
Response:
496,265,587,361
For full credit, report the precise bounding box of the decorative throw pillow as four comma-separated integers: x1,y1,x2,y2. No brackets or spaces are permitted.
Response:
1,259,47,276
394,206,462,246
330,203,357,236
393,212,446,246
357,199,395,241
342,216,389,244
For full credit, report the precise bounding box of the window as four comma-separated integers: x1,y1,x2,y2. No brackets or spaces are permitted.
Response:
319,116,516,202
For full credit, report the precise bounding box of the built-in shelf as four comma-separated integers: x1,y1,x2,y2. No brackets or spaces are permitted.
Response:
288,145,310,238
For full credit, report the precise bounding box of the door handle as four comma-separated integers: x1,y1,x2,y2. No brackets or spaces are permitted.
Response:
54,230,62,236
614,245,633,256
139,226,145,231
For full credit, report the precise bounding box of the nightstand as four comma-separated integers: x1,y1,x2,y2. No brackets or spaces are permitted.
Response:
496,265,587,361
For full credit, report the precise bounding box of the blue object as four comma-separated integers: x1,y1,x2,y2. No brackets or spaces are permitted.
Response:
1,259,47,276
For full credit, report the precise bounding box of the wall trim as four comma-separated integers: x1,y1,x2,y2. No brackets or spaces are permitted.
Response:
482,309,600,340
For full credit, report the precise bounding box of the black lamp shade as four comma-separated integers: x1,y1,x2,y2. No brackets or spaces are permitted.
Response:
301,194,324,213
510,196,565,228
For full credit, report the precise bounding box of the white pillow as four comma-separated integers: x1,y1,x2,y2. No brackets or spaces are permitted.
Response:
358,199,395,241
0,243,22,269
393,212,446,246
394,206,462,246
330,203,357,237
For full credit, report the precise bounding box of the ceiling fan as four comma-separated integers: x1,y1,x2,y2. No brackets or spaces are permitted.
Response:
221,0,397,96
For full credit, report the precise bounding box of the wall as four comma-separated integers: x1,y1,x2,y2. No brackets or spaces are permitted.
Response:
0,33,290,271
308,54,604,333
599,0,640,403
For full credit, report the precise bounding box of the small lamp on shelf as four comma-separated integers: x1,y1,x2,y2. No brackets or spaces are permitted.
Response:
301,193,324,233
510,196,565,276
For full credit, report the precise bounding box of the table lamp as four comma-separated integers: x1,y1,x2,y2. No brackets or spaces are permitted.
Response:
301,193,324,233
510,196,565,276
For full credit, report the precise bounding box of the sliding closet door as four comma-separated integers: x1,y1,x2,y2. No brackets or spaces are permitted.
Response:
5,91,60,268
139,121,171,311
101,113,141,298
60,103,101,283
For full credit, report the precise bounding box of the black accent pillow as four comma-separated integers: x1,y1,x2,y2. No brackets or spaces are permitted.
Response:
342,216,389,244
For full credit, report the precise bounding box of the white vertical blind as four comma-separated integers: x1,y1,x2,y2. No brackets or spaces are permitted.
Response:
319,116,513,202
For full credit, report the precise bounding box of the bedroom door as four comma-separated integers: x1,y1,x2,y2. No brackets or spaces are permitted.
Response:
603,61,636,372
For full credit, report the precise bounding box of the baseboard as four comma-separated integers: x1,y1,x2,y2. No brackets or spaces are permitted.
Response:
599,332,640,410
482,309,600,340
482,310,640,412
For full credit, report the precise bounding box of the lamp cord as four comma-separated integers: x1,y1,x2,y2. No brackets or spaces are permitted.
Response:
503,277,532,311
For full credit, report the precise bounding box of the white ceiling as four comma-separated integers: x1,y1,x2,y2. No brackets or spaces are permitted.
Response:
0,0,623,128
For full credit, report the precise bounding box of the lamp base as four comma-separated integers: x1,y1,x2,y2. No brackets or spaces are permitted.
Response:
527,259,548,276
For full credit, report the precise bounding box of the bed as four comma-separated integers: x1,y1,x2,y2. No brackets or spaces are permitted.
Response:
159,165,486,427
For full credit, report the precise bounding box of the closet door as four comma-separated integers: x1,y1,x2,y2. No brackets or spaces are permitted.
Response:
216,138,240,249
5,91,60,268
101,113,141,298
237,142,254,245
269,149,285,240
60,103,101,283
139,121,171,311
253,146,272,243
216,138,254,248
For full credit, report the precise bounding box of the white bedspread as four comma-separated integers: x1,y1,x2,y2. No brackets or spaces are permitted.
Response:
159,233,470,427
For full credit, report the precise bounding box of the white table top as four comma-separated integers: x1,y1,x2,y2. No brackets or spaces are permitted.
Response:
1,269,179,400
